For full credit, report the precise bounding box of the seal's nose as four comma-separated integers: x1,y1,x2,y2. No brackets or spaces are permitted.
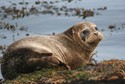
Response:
94,32,98,36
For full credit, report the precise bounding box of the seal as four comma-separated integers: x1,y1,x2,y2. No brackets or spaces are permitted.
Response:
1,21,103,79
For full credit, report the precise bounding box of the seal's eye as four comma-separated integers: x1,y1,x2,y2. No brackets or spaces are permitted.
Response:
82,29,90,36
80,29,90,42
95,27,98,30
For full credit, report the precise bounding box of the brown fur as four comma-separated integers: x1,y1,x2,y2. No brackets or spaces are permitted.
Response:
1,21,103,79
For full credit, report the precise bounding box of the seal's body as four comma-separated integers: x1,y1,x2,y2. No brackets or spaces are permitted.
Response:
1,22,103,79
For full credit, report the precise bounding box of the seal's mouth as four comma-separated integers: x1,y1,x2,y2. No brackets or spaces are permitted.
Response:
87,41,97,45
87,39,101,45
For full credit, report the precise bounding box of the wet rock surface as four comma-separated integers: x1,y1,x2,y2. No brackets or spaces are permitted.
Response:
2,59,125,84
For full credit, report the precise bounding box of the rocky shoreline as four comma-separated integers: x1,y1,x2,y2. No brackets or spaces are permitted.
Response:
2,59,125,84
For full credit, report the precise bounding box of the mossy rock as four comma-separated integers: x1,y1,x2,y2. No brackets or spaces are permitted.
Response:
2,59,125,84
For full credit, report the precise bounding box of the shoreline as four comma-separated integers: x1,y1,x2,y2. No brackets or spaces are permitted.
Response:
2,59,125,84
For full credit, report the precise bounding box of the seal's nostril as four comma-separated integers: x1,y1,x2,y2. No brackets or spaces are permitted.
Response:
94,32,98,36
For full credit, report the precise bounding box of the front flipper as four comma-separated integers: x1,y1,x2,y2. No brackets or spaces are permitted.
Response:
16,45,63,70
27,56,61,69
15,43,67,69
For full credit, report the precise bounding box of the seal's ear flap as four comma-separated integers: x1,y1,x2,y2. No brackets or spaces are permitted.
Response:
63,26,75,38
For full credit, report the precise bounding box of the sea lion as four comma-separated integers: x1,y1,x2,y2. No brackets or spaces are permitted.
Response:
1,21,103,79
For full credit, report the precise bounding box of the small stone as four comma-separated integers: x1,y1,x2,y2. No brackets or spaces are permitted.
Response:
110,76,118,80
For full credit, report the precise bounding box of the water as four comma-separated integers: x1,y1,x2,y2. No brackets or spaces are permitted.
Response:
0,0,125,79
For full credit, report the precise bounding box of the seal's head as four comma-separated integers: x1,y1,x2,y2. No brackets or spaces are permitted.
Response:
64,21,103,51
